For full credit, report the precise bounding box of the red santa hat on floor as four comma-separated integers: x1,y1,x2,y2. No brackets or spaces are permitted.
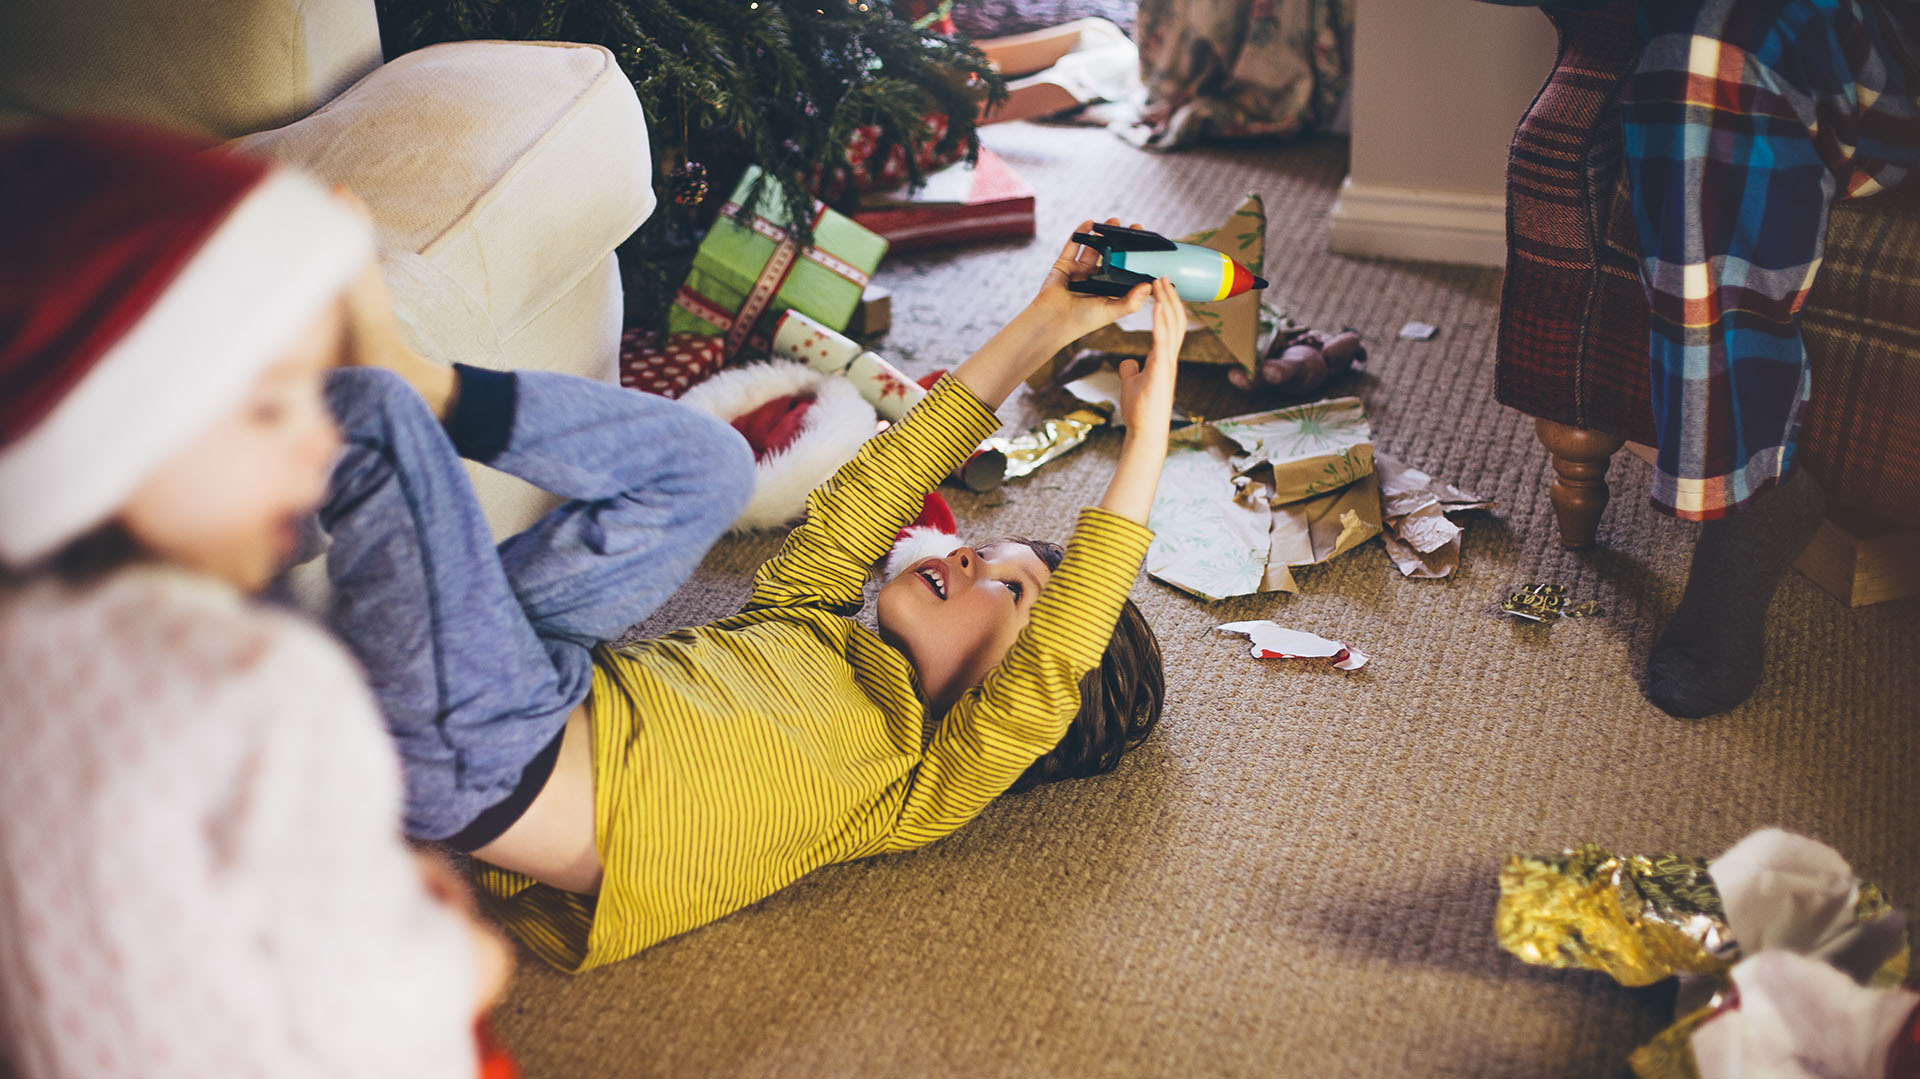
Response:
0,119,373,568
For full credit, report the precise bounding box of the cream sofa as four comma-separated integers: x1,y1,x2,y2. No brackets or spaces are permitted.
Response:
0,0,655,541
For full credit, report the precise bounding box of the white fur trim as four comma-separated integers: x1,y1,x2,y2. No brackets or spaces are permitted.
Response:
0,170,373,565
676,360,878,529
883,526,963,584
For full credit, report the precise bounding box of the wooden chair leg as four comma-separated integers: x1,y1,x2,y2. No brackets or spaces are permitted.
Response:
1534,418,1626,549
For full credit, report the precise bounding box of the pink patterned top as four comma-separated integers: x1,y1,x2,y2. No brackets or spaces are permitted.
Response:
0,567,478,1077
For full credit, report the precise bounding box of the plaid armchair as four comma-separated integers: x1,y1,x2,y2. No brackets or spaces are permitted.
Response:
1495,0,1920,546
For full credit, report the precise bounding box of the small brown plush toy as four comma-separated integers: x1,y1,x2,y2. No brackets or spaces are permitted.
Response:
1228,329,1366,395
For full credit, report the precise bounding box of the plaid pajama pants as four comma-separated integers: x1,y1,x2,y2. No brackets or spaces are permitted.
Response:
1625,0,1920,520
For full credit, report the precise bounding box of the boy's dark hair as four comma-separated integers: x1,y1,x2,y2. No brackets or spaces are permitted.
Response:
994,538,1164,794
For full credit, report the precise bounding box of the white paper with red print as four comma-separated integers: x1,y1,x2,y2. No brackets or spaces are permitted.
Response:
1215,620,1369,670
772,309,925,421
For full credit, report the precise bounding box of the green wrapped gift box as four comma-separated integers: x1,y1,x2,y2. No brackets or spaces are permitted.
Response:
670,166,889,358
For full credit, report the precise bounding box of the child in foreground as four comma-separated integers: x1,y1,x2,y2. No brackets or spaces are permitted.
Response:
0,120,510,1075
323,223,1181,972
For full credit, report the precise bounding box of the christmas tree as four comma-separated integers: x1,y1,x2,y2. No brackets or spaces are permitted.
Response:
376,0,1006,329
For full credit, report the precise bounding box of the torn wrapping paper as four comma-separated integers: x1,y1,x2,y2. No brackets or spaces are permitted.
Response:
1058,367,1200,428
1375,451,1497,579
953,363,1203,491
1027,195,1292,385
1496,583,1602,622
980,407,1111,484
1497,844,1736,988
1216,621,1369,670
1677,951,1920,1079
1496,830,1914,1079
1145,397,1380,599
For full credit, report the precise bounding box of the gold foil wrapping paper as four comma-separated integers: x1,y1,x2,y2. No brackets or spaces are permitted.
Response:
1496,845,1735,987
984,408,1111,483
1497,583,1602,622
1499,844,1912,1079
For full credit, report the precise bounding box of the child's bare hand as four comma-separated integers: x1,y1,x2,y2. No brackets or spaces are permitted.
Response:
1030,217,1151,342
1116,278,1182,433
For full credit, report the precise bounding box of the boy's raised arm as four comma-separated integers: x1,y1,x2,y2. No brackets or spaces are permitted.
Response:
745,378,1002,613
746,221,1155,614
869,278,1181,846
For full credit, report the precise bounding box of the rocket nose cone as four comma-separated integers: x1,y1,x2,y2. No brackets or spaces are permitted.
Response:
1252,275,1269,290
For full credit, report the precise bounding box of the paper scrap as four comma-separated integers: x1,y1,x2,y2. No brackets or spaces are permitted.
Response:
1216,621,1369,670
1496,583,1602,622
1375,451,1497,579
1398,321,1438,341
1059,366,1195,428
1146,397,1382,599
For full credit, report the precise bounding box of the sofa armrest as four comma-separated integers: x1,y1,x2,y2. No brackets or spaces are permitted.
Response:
1494,0,1656,440
231,41,655,365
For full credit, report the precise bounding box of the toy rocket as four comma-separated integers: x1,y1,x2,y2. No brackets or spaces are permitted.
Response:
1067,222,1269,303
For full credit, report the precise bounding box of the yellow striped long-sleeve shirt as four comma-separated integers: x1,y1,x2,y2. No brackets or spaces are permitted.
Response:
476,376,1154,972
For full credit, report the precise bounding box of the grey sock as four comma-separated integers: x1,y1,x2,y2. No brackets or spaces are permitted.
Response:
1645,466,1825,719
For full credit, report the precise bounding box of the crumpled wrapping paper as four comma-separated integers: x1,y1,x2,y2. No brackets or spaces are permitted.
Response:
1374,451,1495,579
1498,829,1914,1079
1144,397,1380,599
1497,845,1734,987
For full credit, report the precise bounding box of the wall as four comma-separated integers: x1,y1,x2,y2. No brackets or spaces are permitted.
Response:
1327,1,1560,267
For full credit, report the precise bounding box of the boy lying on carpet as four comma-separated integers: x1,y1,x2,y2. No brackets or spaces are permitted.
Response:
319,222,1176,971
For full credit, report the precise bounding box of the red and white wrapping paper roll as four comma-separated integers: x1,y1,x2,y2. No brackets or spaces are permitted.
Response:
773,309,926,422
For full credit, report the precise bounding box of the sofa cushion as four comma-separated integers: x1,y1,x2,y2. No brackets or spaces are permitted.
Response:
231,40,654,356
0,0,382,139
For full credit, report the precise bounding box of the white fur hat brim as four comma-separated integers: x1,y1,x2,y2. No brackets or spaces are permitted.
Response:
675,360,879,530
0,170,372,566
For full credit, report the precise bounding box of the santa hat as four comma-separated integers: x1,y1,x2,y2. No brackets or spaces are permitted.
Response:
883,491,963,583
0,119,373,567
676,359,882,530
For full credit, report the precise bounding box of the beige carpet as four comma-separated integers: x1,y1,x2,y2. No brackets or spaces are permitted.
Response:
493,122,1920,1077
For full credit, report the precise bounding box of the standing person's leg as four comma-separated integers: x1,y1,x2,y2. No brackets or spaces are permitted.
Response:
1624,0,1920,717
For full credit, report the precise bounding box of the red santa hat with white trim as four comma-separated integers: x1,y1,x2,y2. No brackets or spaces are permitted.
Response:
0,119,373,568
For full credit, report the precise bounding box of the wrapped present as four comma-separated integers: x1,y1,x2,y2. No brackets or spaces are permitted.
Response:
669,165,889,359
771,310,925,422
848,284,892,341
617,329,725,398
854,146,1036,254
814,112,972,203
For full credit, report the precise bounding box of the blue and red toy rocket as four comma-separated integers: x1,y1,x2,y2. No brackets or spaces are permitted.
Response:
1067,222,1268,304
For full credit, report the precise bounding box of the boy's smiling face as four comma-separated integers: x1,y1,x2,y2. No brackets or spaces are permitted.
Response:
877,541,1054,713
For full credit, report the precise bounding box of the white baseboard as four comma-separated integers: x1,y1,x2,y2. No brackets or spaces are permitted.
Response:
1326,178,1507,269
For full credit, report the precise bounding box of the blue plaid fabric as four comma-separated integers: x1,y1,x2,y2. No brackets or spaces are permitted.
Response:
1624,0,1920,520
